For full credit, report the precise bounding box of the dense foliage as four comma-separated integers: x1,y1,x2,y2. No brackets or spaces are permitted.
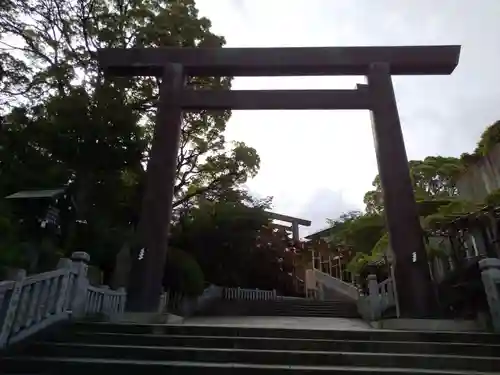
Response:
328,119,500,276
0,0,291,295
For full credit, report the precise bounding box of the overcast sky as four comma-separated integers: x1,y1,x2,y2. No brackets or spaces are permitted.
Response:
195,0,500,236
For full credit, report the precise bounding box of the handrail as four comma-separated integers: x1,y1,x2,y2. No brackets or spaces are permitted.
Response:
357,275,397,321
305,267,397,321
223,287,277,301
0,252,127,348
313,269,360,301
85,285,126,320
159,285,223,316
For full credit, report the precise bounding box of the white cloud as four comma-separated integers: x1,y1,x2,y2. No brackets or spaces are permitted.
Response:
196,0,500,233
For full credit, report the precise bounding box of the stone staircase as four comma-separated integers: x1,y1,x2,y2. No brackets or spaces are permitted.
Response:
200,298,360,318
2,322,499,374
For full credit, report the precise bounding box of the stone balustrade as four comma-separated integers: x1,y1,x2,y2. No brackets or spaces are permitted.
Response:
0,252,126,348
479,258,500,332
357,275,397,321
306,268,397,321
159,285,223,317
312,269,360,301
223,287,277,301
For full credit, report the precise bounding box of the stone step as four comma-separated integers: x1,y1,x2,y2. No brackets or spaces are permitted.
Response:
201,313,360,317
200,312,360,318
202,304,360,317
14,342,499,372
220,307,359,312
201,309,359,315
2,356,496,375
210,303,357,309
205,306,358,311
43,332,500,357
70,323,500,344
213,302,355,307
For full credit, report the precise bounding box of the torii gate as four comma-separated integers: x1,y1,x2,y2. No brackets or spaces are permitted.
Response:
265,211,311,242
97,45,461,316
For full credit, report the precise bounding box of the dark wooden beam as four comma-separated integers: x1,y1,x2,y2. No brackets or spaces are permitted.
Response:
265,211,311,226
97,45,461,77
180,89,369,110
367,62,436,317
305,227,333,240
268,223,292,232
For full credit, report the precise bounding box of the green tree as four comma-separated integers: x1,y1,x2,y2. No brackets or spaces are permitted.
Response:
170,191,270,287
474,120,500,157
363,156,463,214
163,247,204,296
409,157,463,198
170,191,299,293
326,211,385,256
0,0,260,270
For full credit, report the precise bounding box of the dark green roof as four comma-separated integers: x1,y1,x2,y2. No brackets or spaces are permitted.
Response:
5,188,65,199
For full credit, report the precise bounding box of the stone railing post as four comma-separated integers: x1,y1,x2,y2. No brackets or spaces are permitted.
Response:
55,258,72,314
100,285,110,316
318,282,325,301
118,287,126,315
367,274,379,321
479,258,500,332
69,251,90,319
0,269,26,348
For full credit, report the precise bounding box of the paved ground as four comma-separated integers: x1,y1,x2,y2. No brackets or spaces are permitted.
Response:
181,316,372,330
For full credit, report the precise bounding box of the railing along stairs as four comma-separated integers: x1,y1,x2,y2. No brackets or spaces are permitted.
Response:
0,252,126,348
306,268,399,320
223,287,277,301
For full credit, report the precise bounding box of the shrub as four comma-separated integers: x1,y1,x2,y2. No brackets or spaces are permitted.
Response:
163,247,204,296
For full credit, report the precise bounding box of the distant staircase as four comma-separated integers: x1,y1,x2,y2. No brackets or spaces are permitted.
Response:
2,321,499,374
199,298,359,318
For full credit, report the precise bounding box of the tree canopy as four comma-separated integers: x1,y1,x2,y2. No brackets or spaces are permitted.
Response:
327,119,500,277
0,0,261,280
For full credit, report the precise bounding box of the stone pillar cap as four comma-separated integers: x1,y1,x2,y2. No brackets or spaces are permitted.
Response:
479,257,500,270
71,251,90,263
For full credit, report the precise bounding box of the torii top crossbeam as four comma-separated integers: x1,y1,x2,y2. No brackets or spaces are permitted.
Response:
97,45,460,77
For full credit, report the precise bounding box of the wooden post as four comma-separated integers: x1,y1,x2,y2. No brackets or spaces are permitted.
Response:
367,62,435,317
126,64,185,312
291,221,299,242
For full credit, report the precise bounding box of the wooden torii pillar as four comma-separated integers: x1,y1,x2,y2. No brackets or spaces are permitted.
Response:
97,45,461,316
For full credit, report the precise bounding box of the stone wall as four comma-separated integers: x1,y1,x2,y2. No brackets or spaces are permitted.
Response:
457,143,500,202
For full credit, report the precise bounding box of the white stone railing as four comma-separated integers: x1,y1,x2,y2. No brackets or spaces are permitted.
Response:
159,285,223,316
0,252,126,348
196,285,223,311
305,267,397,321
223,287,277,301
357,274,397,321
85,285,126,320
313,269,360,301
479,258,500,332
